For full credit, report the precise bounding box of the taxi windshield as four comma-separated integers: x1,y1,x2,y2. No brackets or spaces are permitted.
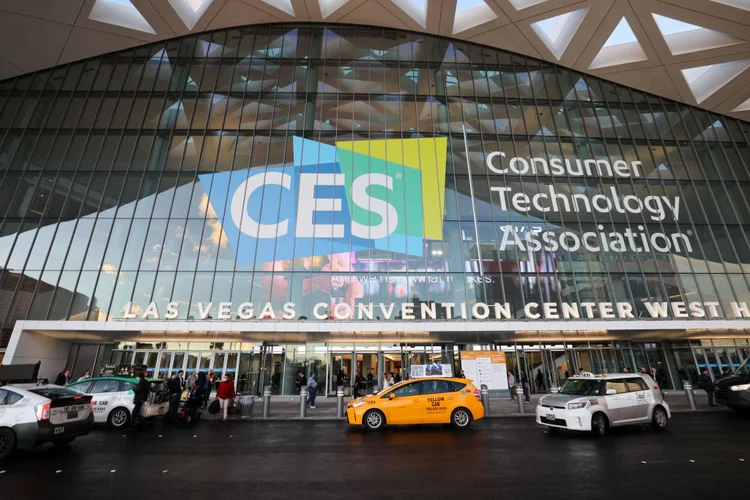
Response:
560,379,602,396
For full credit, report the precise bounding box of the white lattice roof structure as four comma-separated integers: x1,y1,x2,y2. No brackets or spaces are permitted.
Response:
1,0,750,118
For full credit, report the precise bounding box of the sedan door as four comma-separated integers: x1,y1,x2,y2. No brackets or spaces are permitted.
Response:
421,380,458,424
87,379,123,423
384,381,424,425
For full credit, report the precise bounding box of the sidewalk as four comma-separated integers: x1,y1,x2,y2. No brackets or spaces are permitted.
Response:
219,389,725,421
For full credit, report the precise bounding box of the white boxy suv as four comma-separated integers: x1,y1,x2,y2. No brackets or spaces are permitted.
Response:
535,372,671,436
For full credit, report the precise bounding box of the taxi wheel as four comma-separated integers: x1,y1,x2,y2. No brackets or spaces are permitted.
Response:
363,410,385,431
0,428,16,460
591,413,608,437
652,406,668,431
451,408,472,429
108,408,130,429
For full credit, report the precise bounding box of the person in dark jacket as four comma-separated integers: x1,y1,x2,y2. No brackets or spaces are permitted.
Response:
519,371,530,402
698,369,717,407
295,370,306,394
54,369,71,386
166,374,182,423
131,372,150,429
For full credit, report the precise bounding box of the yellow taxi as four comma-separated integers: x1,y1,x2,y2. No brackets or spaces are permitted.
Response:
346,377,485,430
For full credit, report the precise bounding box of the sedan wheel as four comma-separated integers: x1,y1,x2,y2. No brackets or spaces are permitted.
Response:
451,408,472,429
0,428,16,460
364,410,385,431
108,408,130,429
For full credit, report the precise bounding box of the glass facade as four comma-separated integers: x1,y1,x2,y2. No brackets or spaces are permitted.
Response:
2,24,750,350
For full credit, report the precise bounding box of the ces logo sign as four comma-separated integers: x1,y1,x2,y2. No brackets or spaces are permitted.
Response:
200,137,447,265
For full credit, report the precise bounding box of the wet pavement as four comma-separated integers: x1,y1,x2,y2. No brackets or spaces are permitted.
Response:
1,412,748,499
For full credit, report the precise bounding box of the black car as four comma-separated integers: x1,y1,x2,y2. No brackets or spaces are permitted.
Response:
715,358,750,413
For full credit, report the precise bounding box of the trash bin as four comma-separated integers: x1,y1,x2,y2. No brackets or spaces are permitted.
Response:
237,395,254,418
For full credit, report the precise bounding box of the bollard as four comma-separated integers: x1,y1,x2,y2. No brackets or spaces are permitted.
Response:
300,387,308,418
480,387,491,416
683,381,696,410
550,386,559,395
262,386,271,418
516,387,526,415
337,387,345,419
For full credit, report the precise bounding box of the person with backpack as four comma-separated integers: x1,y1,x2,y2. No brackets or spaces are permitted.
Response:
216,374,236,422
307,372,318,409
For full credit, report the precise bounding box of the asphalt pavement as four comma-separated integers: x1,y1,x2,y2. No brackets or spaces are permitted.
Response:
1,412,748,500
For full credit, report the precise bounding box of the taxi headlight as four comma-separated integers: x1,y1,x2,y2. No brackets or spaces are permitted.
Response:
567,402,588,410
352,401,366,408
730,383,750,392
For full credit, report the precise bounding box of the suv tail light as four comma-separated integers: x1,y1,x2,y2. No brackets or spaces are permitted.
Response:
35,401,51,421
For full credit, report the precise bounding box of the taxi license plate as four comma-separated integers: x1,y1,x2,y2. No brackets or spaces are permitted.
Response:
67,410,78,419
546,413,555,421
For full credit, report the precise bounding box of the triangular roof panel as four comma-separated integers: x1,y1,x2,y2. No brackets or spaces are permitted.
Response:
453,0,498,35
589,17,648,69
262,0,295,16
652,14,743,55
319,0,350,18
168,0,214,30
733,97,750,112
711,0,750,11
508,0,547,10
530,8,588,60
681,59,750,103
89,0,156,34
391,0,427,27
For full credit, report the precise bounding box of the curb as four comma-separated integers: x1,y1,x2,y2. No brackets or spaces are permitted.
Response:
219,407,727,422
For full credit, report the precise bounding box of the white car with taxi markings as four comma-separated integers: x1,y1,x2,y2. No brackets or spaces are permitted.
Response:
67,376,170,429
535,372,671,436
0,383,94,460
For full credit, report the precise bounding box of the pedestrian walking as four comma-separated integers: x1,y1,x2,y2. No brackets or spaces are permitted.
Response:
204,370,216,408
507,370,516,400
520,370,530,402
216,374,236,422
698,368,717,407
131,372,150,429
336,370,345,388
536,370,545,391
307,372,318,409
166,373,182,423
54,368,71,386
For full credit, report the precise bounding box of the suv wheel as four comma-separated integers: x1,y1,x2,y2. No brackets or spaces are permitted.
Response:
108,408,130,429
591,413,607,437
364,410,385,431
451,408,472,429
0,428,16,460
652,406,668,431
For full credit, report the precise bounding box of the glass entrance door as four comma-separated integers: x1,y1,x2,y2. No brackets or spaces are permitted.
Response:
328,353,352,395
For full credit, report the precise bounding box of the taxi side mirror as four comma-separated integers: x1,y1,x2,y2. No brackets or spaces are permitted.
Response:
389,392,396,400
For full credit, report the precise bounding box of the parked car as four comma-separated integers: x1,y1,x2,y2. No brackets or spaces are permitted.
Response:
715,358,750,413
67,377,170,429
535,372,670,436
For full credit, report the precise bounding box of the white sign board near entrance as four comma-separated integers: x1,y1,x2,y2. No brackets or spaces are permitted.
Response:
460,351,508,391
410,363,453,378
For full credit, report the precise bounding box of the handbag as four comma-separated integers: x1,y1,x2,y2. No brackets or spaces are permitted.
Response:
208,398,221,415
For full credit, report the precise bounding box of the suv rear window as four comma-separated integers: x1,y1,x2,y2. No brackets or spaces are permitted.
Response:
30,387,83,399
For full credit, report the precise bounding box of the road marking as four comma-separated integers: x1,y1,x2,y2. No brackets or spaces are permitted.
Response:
162,470,169,474
640,461,647,464
689,460,695,463
55,470,62,474
0,470,6,474
110,470,117,473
